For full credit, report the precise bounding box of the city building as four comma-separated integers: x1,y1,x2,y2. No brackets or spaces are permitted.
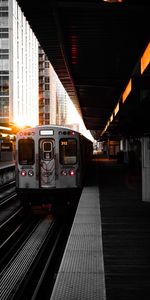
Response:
39,46,68,126
0,0,39,128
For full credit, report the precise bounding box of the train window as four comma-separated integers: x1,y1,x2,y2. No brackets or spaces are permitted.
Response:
42,141,53,160
43,142,52,152
18,139,35,165
60,138,77,165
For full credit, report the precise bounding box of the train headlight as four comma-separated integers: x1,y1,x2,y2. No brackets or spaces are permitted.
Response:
28,170,34,177
21,170,27,176
69,169,75,176
61,170,67,176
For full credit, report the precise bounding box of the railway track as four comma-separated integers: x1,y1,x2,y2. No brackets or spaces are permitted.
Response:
0,180,16,206
0,194,77,300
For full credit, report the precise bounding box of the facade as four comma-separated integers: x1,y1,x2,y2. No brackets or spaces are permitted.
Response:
0,0,39,127
38,47,93,141
39,46,57,125
39,46,68,126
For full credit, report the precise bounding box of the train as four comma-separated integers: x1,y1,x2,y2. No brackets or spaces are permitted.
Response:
15,125,93,205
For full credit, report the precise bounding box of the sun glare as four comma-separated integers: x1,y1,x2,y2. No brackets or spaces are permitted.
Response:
67,97,94,142
14,116,37,128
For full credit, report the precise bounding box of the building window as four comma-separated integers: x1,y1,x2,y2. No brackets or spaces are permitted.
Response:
0,49,8,53
0,27,8,31
0,33,8,38
45,84,49,90
45,61,49,68
45,77,49,83
0,54,8,59
45,98,49,105
0,53,9,59
0,6,8,11
39,77,44,84
39,113,43,118
0,75,9,95
0,96,9,120
0,0,8,5
39,53,44,61
0,12,8,16
0,28,8,38
39,62,44,69
45,113,50,119
39,83,43,92
0,70,9,74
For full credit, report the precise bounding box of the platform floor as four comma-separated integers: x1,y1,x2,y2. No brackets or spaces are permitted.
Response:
50,157,150,300
98,158,150,300
50,167,106,300
0,160,15,169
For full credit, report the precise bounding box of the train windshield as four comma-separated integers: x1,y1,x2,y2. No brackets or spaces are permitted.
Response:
18,138,35,165
60,138,77,165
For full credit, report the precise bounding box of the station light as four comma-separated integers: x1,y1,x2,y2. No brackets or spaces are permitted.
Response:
141,42,150,74
102,0,124,2
114,102,119,116
0,126,12,131
110,114,113,122
122,79,132,103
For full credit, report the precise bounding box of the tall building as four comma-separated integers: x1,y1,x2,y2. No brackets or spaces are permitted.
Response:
39,45,68,126
0,0,39,127
38,46,94,142
39,46,57,125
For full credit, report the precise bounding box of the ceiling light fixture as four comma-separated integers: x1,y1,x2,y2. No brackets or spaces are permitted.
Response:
102,0,124,3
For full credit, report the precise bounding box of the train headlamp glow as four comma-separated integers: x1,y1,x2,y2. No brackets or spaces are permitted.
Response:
69,169,75,176
61,170,67,176
28,170,34,177
71,131,75,135
21,170,27,176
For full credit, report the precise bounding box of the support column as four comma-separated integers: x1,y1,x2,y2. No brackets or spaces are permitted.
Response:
120,138,129,164
141,136,150,202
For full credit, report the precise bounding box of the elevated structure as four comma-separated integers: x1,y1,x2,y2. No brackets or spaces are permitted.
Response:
16,0,150,139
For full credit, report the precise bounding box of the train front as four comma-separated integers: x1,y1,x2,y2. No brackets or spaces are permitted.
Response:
15,126,82,204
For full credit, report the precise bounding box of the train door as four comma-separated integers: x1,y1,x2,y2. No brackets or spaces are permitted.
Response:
39,139,55,188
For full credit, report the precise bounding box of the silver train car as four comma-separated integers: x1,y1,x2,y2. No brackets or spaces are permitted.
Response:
16,125,93,204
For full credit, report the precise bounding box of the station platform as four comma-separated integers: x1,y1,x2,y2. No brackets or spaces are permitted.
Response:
50,157,150,300
50,161,106,300
0,160,15,185
0,160,15,170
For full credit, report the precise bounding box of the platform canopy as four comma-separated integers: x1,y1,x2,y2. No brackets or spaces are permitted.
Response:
16,0,150,139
